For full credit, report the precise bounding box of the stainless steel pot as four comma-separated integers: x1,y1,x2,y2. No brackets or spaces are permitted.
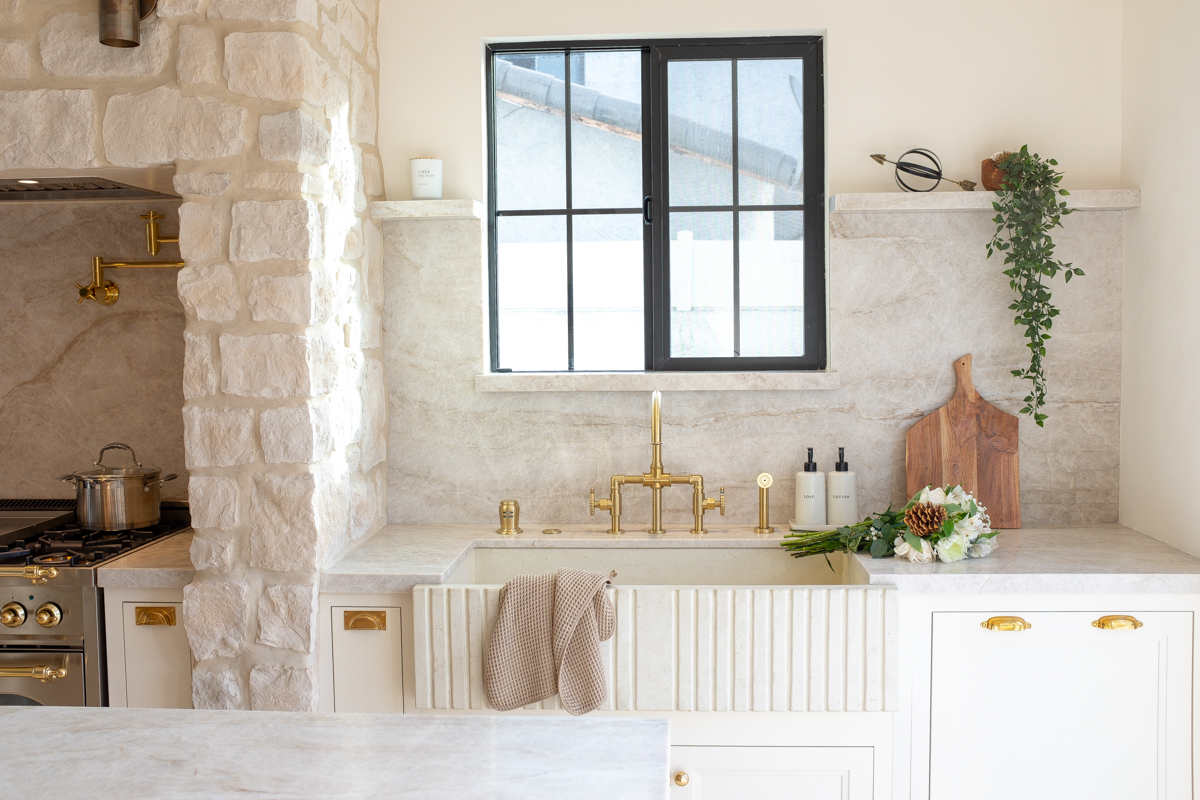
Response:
58,443,177,531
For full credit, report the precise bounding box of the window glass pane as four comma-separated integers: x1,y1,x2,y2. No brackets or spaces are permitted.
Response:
498,216,567,370
737,59,805,206
739,210,805,357
670,212,733,357
573,214,644,370
494,53,565,210
570,51,643,210
667,61,732,207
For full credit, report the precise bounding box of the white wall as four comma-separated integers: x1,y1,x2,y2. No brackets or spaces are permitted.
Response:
376,0,1123,201
1119,0,1200,554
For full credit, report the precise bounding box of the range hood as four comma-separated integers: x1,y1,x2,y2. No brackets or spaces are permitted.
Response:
0,166,178,203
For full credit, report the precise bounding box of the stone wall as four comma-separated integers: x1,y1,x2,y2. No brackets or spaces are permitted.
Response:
0,0,386,711
382,205,1122,529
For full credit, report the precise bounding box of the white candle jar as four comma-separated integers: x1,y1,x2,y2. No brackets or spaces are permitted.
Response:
410,158,443,200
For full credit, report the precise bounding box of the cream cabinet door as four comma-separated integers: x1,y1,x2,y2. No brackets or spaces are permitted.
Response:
669,746,873,799
121,602,192,709
930,611,1192,800
331,606,403,713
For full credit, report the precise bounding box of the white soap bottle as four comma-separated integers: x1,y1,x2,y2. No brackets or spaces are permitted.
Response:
826,447,859,526
795,448,827,527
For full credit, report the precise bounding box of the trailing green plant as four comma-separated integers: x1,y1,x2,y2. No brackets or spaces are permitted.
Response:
986,146,1083,427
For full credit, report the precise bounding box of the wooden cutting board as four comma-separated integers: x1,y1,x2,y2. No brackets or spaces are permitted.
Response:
905,354,1021,528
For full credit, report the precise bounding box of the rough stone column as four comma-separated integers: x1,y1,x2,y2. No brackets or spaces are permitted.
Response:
178,2,387,711
1,0,385,712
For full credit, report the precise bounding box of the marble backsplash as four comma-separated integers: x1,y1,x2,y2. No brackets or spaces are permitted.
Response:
381,204,1121,529
0,201,187,501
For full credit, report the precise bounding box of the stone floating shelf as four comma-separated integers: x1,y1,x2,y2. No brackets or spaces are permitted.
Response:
830,189,1140,214
369,199,484,221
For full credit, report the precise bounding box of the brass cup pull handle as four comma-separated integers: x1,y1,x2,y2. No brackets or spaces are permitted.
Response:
981,615,1032,631
673,771,690,787
1093,614,1144,630
136,606,177,626
0,665,68,683
344,610,386,631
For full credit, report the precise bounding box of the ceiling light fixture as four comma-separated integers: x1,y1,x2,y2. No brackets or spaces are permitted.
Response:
17,180,38,185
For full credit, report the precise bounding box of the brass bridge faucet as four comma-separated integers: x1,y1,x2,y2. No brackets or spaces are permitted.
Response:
588,391,724,535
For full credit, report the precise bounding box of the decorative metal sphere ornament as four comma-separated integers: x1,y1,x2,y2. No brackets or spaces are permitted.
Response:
870,150,977,192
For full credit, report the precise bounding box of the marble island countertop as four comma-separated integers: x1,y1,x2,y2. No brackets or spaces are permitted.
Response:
97,523,1200,595
0,707,669,800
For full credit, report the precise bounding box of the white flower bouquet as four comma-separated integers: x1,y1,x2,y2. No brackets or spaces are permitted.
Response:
781,484,999,564
892,485,998,563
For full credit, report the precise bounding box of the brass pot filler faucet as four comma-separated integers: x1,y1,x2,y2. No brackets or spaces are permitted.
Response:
76,211,185,305
588,391,725,535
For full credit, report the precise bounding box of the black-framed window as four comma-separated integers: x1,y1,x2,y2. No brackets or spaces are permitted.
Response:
487,37,825,372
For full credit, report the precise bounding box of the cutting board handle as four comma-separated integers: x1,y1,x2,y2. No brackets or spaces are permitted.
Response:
953,354,978,402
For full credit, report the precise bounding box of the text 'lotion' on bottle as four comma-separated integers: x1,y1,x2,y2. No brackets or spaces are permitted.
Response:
826,447,858,526
795,448,826,527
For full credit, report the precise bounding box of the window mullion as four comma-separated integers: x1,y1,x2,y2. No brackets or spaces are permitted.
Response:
564,52,575,371
731,58,740,358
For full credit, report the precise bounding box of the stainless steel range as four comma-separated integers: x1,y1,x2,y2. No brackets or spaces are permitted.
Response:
0,500,189,707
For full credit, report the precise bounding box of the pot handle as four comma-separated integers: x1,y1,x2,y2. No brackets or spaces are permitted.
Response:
143,473,178,492
57,474,78,486
95,442,142,468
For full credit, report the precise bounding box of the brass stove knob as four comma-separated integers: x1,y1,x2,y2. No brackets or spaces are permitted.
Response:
1,602,26,628
35,603,62,628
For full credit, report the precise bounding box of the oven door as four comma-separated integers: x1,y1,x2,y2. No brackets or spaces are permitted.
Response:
0,651,84,706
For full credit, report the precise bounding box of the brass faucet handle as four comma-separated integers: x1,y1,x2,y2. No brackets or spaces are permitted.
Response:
76,281,119,306
703,487,726,516
139,211,165,222
588,488,612,516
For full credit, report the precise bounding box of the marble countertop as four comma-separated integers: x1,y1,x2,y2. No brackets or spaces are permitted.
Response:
849,525,1200,594
96,530,195,589
322,523,796,592
97,522,1200,596
0,707,668,800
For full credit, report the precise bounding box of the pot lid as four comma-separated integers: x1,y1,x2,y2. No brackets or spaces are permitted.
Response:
66,443,160,480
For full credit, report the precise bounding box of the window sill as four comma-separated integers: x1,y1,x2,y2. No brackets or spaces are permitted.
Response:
475,371,840,392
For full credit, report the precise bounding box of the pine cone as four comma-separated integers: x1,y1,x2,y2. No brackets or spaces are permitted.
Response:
904,503,948,537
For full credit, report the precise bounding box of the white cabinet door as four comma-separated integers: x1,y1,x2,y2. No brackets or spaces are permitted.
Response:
670,746,873,800
930,611,1192,800
331,606,403,713
121,602,192,709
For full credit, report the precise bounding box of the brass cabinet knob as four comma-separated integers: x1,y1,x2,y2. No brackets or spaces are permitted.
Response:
1093,614,1143,630
0,602,26,628
35,603,62,628
980,615,1032,631
673,771,690,786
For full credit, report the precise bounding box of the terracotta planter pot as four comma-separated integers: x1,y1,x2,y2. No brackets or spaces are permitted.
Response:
981,158,1008,191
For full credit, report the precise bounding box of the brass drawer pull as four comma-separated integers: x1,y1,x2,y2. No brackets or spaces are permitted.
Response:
1093,615,1143,630
136,606,177,626
0,665,68,683
674,771,690,787
981,616,1032,631
344,610,386,631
